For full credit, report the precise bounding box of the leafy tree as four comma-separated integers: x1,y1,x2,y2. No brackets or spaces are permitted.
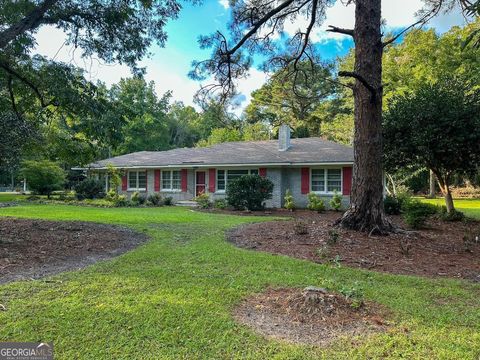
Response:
166,102,202,148
245,61,337,135
110,78,171,155
19,159,65,198
384,77,480,213
197,127,242,147
226,175,273,211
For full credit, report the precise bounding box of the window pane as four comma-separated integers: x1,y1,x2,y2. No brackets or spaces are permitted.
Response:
311,169,325,192
227,169,249,183
162,171,171,189
138,171,147,189
250,169,259,175
217,170,225,191
128,171,137,189
172,170,181,189
327,169,342,192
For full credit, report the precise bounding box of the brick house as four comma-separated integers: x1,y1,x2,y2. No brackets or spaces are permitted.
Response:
84,125,354,208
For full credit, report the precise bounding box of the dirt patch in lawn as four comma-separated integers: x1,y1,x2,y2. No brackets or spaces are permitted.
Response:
234,287,389,346
228,210,480,281
0,218,148,284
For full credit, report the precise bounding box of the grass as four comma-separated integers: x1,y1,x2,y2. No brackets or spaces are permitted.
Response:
0,192,27,202
0,204,479,359
419,197,480,219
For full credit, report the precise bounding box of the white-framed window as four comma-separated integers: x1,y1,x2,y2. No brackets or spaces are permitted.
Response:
162,170,181,191
216,169,259,192
128,170,147,191
311,168,342,194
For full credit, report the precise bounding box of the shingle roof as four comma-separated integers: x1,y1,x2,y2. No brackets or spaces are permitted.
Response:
86,137,353,169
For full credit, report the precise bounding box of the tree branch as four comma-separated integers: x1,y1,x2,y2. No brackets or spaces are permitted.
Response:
326,25,354,37
382,2,443,47
0,0,58,49
0,60,54,108
338,70,376,94
226,0,296,56
7,76,22,120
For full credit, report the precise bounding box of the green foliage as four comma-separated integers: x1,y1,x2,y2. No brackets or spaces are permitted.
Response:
384,195,402,215
113,195,129,207
131,191,146,205
213,199,227,210
226,175,273,211
147,193,163,206
403,200,439,229
19,160,65,198
307,192,325,212
163,196,174,206
439,207,465,222
195,193,212,209
339,282,364,309
107,164,122,194
329,191,343,211
284,189,295,211
74,178,105,200
384,76,480,213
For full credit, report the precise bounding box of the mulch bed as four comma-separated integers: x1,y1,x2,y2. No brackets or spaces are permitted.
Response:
0,218,148,284
228,210,480,281
234,287,389,346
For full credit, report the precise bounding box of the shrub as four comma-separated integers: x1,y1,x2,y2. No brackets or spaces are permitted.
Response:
213,199,227,209
439,207,465,222
226,175,273,211
74,178,105,200
307,192,325,212
195,193,211,209
329,191,342,211
113,195,129,207
339,282,364,309
131,191,147,205
402,200,438,229
19,160,65,198
163,196,174,206
105,189,118,201
384,195,402,215
284,189,295,211
147,193,163,206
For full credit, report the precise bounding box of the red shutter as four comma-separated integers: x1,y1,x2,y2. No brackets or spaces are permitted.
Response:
122,173,128,191
301,168,310,194
181,169,188,192
259,168,267,177
154,170,160,191
342,166,352,195
145,170,148,191
208,168,216,193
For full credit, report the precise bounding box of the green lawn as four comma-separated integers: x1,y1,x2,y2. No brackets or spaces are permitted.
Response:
0,204,479,359
0,192,26,202
419,197,480,219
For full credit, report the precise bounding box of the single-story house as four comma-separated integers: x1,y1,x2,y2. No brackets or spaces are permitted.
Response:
84,125,354,208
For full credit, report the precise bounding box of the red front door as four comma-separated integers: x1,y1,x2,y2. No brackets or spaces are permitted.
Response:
196,171,206,196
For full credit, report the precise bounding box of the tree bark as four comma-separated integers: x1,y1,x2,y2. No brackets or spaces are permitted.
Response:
436,173,455,213
338,0,393,234
428,169,436,198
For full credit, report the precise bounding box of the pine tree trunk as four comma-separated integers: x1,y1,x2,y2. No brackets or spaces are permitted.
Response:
338,0,393,234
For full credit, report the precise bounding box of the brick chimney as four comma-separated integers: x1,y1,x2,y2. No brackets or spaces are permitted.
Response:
278,124,291,151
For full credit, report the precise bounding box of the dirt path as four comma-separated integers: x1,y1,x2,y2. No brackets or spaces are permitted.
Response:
0,218,148,284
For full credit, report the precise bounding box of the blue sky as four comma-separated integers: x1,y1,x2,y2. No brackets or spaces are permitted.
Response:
34,0,467,113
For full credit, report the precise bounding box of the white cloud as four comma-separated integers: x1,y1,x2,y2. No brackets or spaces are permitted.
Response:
219,0,229,10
